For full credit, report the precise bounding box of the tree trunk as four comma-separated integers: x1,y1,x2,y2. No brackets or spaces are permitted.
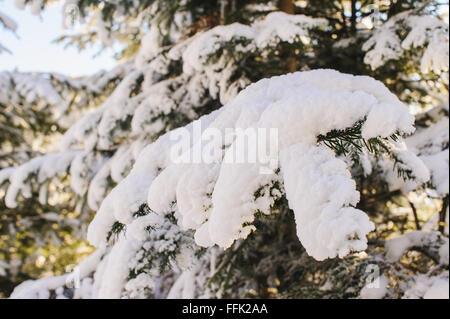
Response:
278,0,295,14
277,0,297,72
220,0,233,25
350,0,357,33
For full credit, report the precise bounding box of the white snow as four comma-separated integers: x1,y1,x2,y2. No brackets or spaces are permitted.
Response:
2,6,447,299
401,15,449,74
403,272,449,299
363,12,449,74
4,152,80,208
14,0,26,10
95,236,140,298
406,116,449,197
385,231,449,265
359,275,390,299
0,11,18,32
88,69,420,263
182,12,327,75
280,143,374,260
423,278,449,299
9,248,105,299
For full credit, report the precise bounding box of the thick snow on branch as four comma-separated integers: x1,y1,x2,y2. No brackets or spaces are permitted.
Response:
0,64,128,130
280,143,374,260
372,103,449,197
182,12,327,74
0,143,148,211
402,272,449,299
402,15,450,74
88,69,422,262
1,12,325,213
2,151,81,208
10,247,106,299
385,230,449,265
0,72,64,107
363,12,449,74
406,109,449,196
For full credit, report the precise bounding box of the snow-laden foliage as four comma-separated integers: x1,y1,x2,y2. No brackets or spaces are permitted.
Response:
9,247,106,299
10,68,444,299
181,12,327,75
98,70,417,260
363,10,449,74
358,101,449,200
406,104,449,197
2,0,449,299
385,230,448,264
0,11,325,213
0,50,128,295
0,64,127,150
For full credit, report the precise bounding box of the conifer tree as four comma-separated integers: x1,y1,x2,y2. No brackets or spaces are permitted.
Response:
1,0,448,298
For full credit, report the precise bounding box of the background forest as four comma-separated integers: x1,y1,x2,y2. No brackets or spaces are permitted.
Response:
0,0,448,299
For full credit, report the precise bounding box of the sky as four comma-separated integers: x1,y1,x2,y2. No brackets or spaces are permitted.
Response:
0,0,118,76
